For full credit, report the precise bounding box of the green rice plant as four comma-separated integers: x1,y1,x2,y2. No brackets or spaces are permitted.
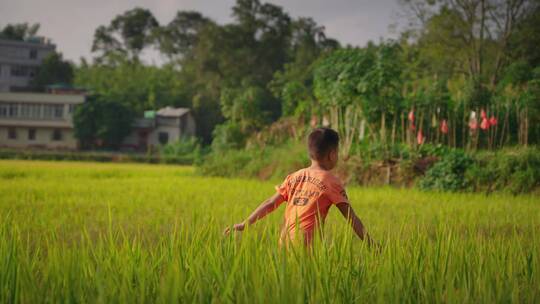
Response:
0,160,538,303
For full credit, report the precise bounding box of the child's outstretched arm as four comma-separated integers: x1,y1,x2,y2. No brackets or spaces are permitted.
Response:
336,202,378,248
223,192,285,235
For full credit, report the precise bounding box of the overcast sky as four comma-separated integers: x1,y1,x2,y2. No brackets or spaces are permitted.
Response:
0,0,405,64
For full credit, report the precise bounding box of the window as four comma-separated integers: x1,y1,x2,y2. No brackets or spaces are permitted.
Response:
28,129,36,140
43,105,53,118
8,128,16,139
52,129,62,141
29,49,37,59
43,104,63,120
8,103,18,117
20,104,29,117
158,132,169,145
0,103,19,118
30,104,41,118
0,103,7,117
20,104,41,119
68,104,76,114
53,105,63,118
10,65,30,77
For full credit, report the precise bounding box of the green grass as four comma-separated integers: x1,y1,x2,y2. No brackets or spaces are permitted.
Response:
0,160,539,303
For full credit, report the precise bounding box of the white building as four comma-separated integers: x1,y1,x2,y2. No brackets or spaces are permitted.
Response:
122,106,196,151
0,37,56,92
0,92,85,149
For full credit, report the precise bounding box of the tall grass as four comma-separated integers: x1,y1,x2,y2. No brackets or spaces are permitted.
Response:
0,160,538,303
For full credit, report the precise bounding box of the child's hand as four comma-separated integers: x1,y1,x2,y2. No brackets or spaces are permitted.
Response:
223,222,246,235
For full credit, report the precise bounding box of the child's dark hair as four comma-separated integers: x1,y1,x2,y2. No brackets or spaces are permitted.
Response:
307,128,339,160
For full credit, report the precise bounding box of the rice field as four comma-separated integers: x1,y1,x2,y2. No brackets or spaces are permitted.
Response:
0,160,539,303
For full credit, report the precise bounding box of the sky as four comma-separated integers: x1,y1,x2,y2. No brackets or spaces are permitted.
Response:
0,0,405,64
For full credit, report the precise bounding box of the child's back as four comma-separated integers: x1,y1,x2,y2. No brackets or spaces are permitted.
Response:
276,167,349,247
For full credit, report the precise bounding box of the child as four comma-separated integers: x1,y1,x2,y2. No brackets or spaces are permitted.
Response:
224,127,376,249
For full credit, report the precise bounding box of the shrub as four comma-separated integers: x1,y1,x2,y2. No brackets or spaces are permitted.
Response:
196,149,259,178
418,143,452,158
466,147,540,194
418,149,473,192
197,141,308,180
211,122,246,152
159,137,202,164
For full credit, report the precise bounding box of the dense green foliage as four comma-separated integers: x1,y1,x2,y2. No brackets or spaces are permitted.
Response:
75,60,191,114
30,52,74,90
73,96,134,149
159,137,204,164
418,150,473,192
74,0,339,143
0,160,539,303
91,8,159,62
467,147,540,194
199,140,308,180
0,22,40,41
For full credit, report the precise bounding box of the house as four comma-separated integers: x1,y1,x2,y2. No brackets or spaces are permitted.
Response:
121,106,196,151
0,92,85,149
0,37,56,92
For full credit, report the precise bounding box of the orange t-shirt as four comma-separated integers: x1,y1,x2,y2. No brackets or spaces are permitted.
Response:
275,167,349,247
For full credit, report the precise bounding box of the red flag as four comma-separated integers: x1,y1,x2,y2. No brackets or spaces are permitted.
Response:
480,117,489,130
440,119,449,134
408,110,415,122
481,109,487,119
410,123,416,131
417,130,425,145
489,116,498,126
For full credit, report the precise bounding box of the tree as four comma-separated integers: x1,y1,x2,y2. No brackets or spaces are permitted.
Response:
91,8,159,62
73,96,134,149
81,1,339,147
31,52,74,90
269,17,339,119
401,0,539,88
75,59,190,114
212,0,293,91
314,47,377,155
162,22,225,143
155,11,213,60
361,43,404,146
169,0,308,143
509,3,540,67
220,82,272,132
0,23,40,41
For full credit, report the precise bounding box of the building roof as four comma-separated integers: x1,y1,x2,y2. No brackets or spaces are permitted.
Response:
0,37,55,49
156,106,190,117
0,92,85,104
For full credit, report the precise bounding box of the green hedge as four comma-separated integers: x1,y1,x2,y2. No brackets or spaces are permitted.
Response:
466,148,540,194
197,143,540,194
0,149,193,165
196,141,309,181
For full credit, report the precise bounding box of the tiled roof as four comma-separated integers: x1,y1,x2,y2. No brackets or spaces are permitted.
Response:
156,106,190,117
